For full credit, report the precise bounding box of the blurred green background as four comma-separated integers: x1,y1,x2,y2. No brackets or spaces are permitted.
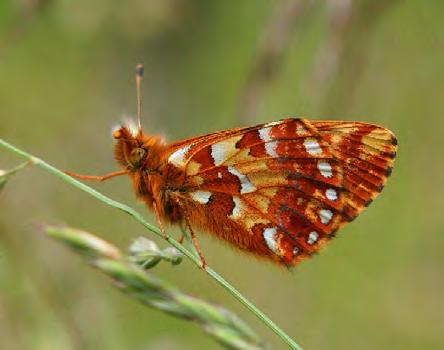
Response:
1,1,443,349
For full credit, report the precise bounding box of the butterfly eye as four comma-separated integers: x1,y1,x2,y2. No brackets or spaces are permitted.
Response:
129,147,146,166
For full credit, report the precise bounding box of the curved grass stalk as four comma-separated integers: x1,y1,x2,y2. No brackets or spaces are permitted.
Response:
46,226,264,350
0,138,303,350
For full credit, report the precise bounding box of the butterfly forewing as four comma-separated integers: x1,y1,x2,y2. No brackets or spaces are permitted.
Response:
164,118,397,266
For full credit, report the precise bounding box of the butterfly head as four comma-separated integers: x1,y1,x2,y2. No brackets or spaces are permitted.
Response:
112,124,164,171
112,125,145,170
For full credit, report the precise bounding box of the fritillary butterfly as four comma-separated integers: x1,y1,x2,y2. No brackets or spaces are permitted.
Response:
68,66,397,268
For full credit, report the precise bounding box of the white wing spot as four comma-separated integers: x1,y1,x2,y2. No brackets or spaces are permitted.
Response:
259,128,278,157
190,191,212,204
228,166,256,194
319,209,333,225
259,127,272,142
211,143,227,166
210,137,240,166
303,138,322,155
217,172,222,179
307,231,319,245
265,141,278,157
230,196,243,219
168,145,191,168
296,124,307,134
263,227,279,254
325,188,338,201
318,160,333,178
292,246,300,256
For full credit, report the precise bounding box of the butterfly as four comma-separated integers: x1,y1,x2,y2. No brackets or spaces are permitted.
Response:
67,66,397,268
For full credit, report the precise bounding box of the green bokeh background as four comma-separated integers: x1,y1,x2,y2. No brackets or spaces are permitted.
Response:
1,1,443,349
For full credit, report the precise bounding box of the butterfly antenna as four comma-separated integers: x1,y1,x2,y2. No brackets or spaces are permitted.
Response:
135,64,144,132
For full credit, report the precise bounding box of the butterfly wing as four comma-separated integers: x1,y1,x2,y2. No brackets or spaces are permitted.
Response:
164,118,397,266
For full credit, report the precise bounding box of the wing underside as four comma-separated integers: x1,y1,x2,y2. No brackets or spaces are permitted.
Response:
165,118,397,266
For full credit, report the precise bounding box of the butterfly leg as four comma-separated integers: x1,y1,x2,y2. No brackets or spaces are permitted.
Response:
65,170,127,181
184,216,207,269
152,201,168,239
170,196,206,268
177,230,185,244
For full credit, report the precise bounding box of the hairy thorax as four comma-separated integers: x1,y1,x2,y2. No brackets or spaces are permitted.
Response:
113,129,188,225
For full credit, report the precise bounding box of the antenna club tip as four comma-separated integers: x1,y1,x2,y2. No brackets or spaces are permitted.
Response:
135,64,144,77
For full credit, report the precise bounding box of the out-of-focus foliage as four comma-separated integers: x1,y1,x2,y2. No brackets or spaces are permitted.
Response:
1,1,443,349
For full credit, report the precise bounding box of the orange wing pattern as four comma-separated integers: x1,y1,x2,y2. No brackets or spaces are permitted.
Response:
164,118,397,266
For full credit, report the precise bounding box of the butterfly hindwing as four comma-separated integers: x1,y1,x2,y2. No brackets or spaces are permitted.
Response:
164,118,397,266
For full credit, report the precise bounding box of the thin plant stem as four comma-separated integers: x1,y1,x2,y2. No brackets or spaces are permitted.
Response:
46,226,264,350
0,138,303,350
2,160,32,175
